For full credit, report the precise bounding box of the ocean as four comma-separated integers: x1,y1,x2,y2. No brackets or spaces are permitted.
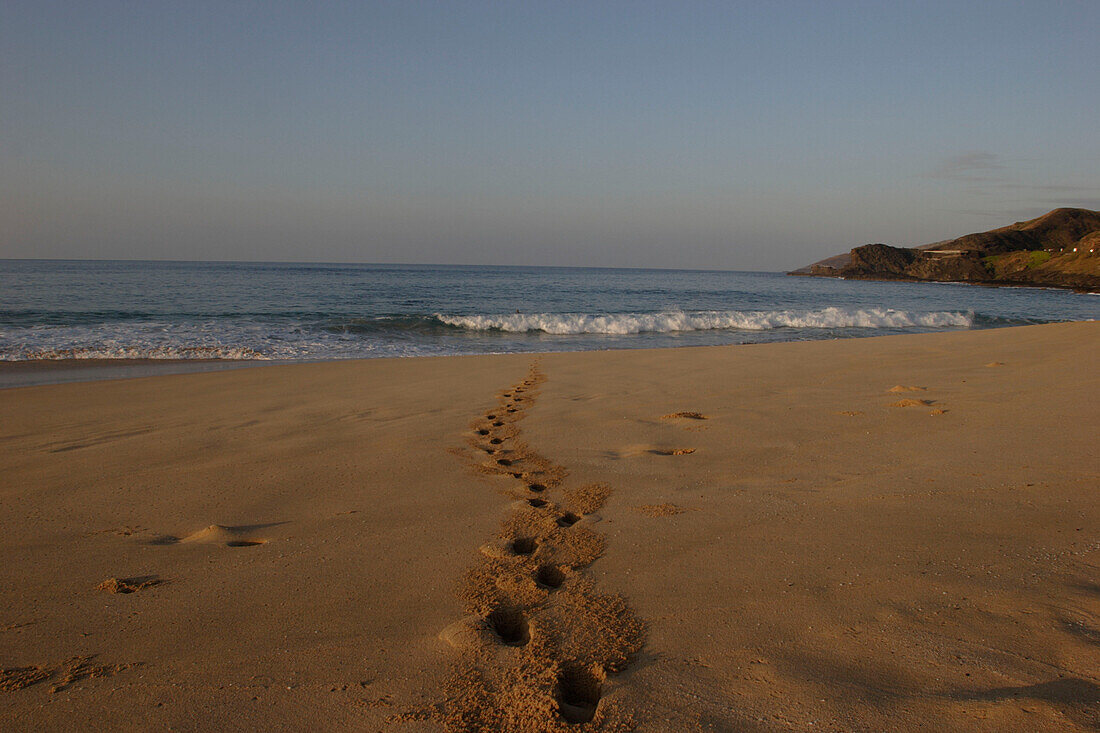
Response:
1,259,1096,362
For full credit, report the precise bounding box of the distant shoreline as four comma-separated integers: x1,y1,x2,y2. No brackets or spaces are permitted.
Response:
788,270,1100,294
3,320,1096,389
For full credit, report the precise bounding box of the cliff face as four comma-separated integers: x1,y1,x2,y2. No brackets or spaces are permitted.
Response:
793,208,1100,292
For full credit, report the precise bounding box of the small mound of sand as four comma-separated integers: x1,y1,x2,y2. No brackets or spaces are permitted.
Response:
661,412,708,420
888,385,926,393
837,410,863,417
929,409,947,416
891,399,933,408
669,448,695,455
634,503,686,517
178,524,270,547
985,361,1005,367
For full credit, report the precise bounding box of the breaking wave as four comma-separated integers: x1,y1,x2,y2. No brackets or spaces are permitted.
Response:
435,308,976,335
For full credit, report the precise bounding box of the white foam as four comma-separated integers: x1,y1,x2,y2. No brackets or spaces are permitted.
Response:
436,308,974,335
5,345,271,360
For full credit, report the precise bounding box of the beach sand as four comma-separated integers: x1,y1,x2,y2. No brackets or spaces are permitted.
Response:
1,322,1097,731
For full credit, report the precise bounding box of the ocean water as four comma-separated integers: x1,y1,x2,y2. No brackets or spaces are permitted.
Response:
0,260,1096,361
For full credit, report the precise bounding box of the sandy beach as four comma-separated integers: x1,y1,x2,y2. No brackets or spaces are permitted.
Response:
1,322,1097,731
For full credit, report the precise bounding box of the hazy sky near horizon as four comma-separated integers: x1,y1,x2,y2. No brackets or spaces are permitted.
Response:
2,1,1099,271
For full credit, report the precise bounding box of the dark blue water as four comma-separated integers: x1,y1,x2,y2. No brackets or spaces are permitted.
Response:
0,260,1095,360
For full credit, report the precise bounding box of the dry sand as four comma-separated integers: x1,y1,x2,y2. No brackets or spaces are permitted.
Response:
1,322,1098,731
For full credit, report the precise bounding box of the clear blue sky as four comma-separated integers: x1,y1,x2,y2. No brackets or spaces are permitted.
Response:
2,1,1098,270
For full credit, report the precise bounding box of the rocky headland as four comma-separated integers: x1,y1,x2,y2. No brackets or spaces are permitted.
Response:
791,208,1100,292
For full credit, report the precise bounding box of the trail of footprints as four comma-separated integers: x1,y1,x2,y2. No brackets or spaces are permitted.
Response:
424,365,646,731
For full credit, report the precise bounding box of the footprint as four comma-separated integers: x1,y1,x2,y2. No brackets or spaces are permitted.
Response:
555,664,602,723
96,576,164,594
527,498,548,508
556,512,581,528
487,608,530,646
1,665,51,691
2,655,138,694
661,411,707,420
510,537,537,556
527,483,547,492
536,565,566,589
634,503,686,517
489,438,504,445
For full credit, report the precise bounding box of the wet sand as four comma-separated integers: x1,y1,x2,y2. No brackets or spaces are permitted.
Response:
0,358,269,390
1,322,1098,731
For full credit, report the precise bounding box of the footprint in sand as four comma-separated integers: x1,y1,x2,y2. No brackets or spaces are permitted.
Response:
487,608,530,646
651,447,696,456
96,575,165,594
509,537,538,556
607,445,695,459
555,512,581,528
535,564,566,590
634,503,687,517
1,655,138,693
555,664,603,723
661,411,708,421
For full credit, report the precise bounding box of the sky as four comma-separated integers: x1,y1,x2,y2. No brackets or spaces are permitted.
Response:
2,1,1098,271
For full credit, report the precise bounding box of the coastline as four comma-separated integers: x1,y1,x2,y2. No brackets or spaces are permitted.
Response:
1,322,1098,731
789,270,1100,294
0,358,276,390
3,315,1096,390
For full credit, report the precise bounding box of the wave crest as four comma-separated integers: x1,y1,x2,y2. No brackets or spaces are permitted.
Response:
435,308,974,335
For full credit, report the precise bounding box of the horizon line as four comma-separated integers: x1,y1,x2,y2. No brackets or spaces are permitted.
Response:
0,256,783,276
